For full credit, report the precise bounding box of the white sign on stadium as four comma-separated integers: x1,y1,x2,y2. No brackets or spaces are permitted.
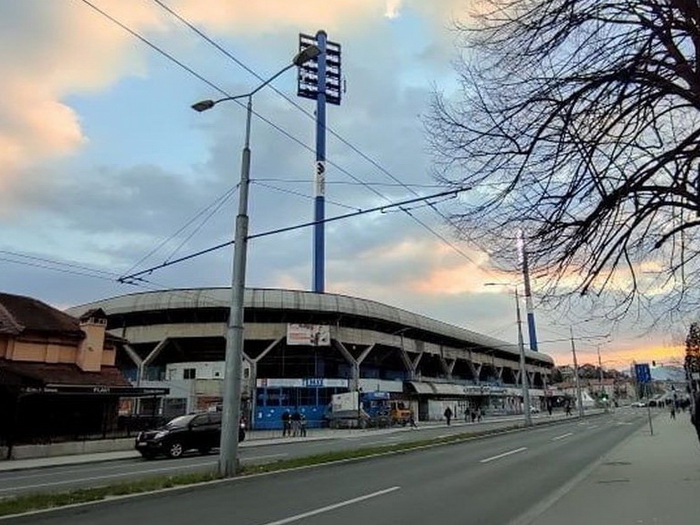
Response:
286,324,331,346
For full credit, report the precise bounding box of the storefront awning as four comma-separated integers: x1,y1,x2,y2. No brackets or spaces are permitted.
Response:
408,381,467,397
431,383,466,396
408,381,435,395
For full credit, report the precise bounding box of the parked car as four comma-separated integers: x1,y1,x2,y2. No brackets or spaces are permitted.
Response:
631,401,647,408
135,412,246,459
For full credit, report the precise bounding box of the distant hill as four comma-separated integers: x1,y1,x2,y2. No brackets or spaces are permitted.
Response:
650,366,686,382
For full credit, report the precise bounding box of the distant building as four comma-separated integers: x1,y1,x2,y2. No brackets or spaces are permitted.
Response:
0,292,166,455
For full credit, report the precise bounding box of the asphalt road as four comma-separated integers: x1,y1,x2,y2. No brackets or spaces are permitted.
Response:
0,412,579,497
4,408,648,525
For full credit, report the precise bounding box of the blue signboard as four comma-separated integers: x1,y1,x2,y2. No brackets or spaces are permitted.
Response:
635,363,652,384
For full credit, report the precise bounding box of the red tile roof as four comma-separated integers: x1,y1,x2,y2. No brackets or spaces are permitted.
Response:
0,293,83,338
0,359,130,387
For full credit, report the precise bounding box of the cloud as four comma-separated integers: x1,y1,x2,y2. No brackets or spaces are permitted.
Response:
0,0,163,203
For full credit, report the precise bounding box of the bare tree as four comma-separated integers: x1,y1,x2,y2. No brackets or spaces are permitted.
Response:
428,0,700,319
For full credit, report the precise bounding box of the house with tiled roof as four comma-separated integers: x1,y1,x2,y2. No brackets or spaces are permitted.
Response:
0,293,167,457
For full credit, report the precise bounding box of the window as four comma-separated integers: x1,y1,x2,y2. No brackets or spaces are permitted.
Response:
183,368,196,380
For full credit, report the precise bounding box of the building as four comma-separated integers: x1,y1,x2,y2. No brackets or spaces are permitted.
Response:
67,288,555,429
0,292,166,454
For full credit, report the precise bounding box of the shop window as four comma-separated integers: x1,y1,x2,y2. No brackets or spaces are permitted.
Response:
183,368,196,380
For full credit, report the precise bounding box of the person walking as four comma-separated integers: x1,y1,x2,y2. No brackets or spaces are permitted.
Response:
470,409,477,423
670,404,676,420
409,410,418,429
444,406,453,426
291,409,301,437
299,413,307,437
565,402,572,417
281,409,291,437
477,407,483,423
547,402,553,416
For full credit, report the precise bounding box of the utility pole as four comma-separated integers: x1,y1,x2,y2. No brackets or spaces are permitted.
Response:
515,288,533,426
518,231,539,352
569,326,584,418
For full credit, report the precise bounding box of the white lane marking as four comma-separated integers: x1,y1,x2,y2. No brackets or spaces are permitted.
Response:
437,434,451,439
480,447,528,463
0,462,217,494
551,432,573,441
260,486,401,525
588,424,599,429
245,453,288,461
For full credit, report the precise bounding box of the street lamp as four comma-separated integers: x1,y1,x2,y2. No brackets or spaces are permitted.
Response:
192,44,320,478
485,283,532,426
568,326,585,419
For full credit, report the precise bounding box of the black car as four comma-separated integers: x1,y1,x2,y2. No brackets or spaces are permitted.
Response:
135,412,245,459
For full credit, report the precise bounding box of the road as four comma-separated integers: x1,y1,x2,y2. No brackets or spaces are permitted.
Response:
0,412,576,497
3,408,648,525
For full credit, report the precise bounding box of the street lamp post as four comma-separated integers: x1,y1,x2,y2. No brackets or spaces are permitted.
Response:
485,283,532,426
192,44,321,478
569,326,585,418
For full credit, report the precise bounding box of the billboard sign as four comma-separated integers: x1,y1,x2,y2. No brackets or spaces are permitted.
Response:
287,324,330,346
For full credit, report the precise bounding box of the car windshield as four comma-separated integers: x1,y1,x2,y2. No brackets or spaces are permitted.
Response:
164,415,195,429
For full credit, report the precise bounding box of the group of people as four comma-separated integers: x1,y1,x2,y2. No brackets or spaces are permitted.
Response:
281,409,307,437
442,406,483,425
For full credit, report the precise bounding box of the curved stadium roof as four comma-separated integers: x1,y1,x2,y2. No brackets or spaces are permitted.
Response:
67,288,553,366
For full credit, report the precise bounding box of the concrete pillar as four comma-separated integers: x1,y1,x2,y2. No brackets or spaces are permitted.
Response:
333,340,359,390
247,337,283,430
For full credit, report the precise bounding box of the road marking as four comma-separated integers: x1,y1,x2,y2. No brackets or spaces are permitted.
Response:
0,462,217,494
259,486,401,525
551,432,573,441
245,453,288,461
480,447,528,463
437,434,451,439
588,424,599,429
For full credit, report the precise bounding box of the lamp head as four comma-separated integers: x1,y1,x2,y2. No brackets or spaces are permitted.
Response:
192,100,215,112
293,45,321,66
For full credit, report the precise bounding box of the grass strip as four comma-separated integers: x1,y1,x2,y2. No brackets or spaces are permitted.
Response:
0,423,523,518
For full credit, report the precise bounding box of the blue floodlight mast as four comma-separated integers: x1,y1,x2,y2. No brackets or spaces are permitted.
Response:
298,30,342,293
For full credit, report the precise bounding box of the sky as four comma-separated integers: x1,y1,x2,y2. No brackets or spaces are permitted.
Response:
0,0,688,370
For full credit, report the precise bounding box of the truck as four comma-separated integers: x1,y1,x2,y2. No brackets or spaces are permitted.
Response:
326,391,411,428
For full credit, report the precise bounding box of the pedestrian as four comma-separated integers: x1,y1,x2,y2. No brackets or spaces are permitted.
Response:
409,410,418,429
299,413,307,437
465,408,470,423
477,408,483,422
470,409,476,423
565,402,572,416
444,406,453,426
547,403,553,416
291,409,301,437
281,409,291,437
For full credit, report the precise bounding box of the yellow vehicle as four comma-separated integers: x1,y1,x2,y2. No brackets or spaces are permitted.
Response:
390,400,412,426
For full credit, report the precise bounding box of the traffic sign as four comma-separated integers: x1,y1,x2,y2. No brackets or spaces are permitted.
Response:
635,363,652,384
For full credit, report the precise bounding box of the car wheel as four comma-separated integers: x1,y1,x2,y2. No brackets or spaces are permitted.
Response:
167,441,184,458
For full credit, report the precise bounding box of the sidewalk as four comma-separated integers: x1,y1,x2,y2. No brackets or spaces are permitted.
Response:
524,414,700,525
0,410,595,473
